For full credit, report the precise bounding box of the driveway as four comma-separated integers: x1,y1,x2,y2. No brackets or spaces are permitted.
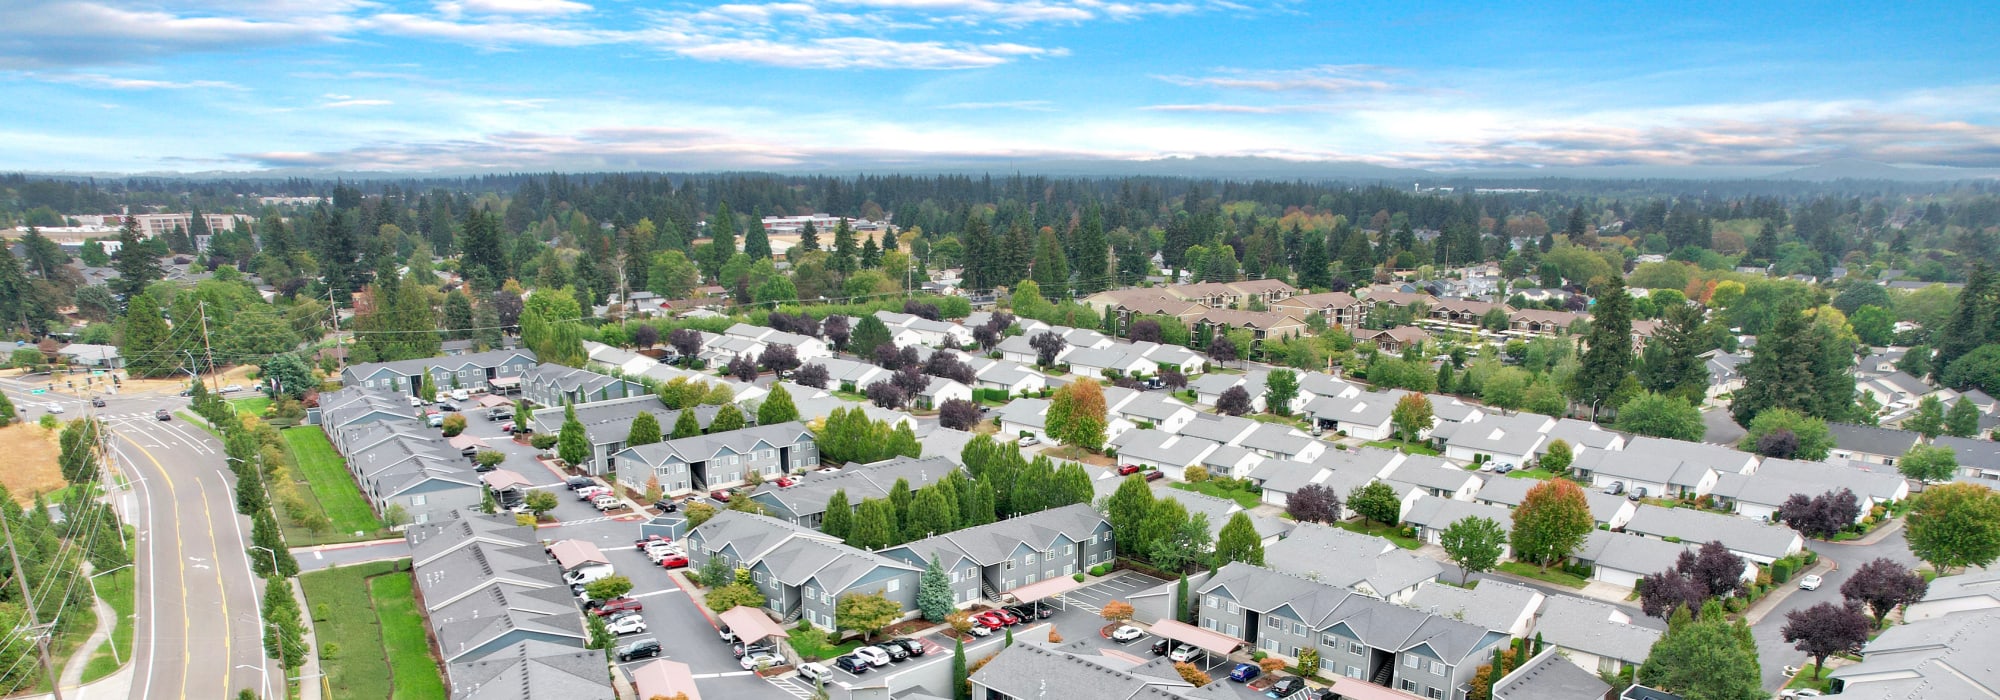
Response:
1749,525,1917,691
1702,408,1747,445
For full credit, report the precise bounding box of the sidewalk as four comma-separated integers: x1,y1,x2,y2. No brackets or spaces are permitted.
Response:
290,576,325,700
1827,518,1903,547
56,596,118,689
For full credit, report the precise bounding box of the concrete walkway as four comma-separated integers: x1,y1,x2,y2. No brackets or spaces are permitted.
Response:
56,596,118,689
291,576,325,700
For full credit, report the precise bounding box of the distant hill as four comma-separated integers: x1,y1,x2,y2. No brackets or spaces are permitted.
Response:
1763,159,2000,182
873,155,1438,183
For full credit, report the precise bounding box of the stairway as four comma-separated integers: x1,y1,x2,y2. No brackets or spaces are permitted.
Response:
1371,662,1394,687
981,579,1003,605
783,606,803,625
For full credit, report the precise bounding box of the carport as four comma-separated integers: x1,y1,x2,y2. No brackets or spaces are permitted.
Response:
448,434,490,455
1005,575,1086,612
548,539,609,571
480,469,532,492
488,376,522,395
718,606,791,644
1325,677,1418,700
629,659,703,700
475,394,512,409
1146,619,1243,669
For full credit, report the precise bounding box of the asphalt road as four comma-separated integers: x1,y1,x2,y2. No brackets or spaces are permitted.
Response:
1749,525,1917,691
0,374,277,700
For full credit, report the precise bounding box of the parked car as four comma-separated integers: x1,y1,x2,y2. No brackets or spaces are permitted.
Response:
1017,435,1040,446
1169,645,1199,662
733,640,776,658
1117,464,1143,476
606,615,648,635
885,638,926,657
1110,625,1145,642
588,598,643,616
739,652,783,671
1779,690,1823,699
1478,461,1498,473
718,625,736,642
1005,603,1050,620
796,662,832,682
436,402,458,412
774,476,797,488
1799,574,1824,590
1228,663,1260,683
653,498,679,512
1266,677,1306,698
46,402,63,414
1143,470,1164,482
832,655,871,674
576,485,609,500
566,477,596,490
710,489,733,503
964,623,992,637
1604,481,1625,496
656,554,689,569
592,495,622,511
873,643,909,662
155,409,171,421
993,609,1020,625
450,389,470,401
1630,486,1649,501
90,397,106,407
220,384,243,393
852,646,892,667
614,639,661,662
1150,639,1170,656
972,611,1009,629
634,535,671,550
488,407,511,420
499,421,518,433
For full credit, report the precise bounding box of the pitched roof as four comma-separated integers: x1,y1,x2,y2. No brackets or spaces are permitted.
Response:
1574,529,1692,576
1434,412,1549,457
1198,563,1504,665
1828,610,2000,698
1400,496,1514,532
344,348,537,380
1110,429,1219,467
1386,456,1481,493
1936,435,2000,470
1622,505,1801,560
1533,595,1663,664
1264,524,1442,598
616,422,813,467
1492,647,1615,700
970,642,1195,700
447,639,612,700
883,504,1108,569
749,455,958,518
1405,579,1543,638
1829,423,1923,457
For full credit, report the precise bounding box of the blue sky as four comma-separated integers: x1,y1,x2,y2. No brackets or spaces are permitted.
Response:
2,0,1996,173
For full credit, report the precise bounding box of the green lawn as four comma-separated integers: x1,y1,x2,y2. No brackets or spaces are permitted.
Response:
1366,439,1439,456
303,560,447,700
1497,561,1589,589
1505,468,1559,480
1172,481,1261,510
80,567,137,683
1785,666,1836,694
1332,520,1423,550
371,573,449,700
230,396,272,418
282,426,384,538
1250,413,1308,429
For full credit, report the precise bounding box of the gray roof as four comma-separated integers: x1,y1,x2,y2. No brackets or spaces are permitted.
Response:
1918,567,2000,608
1237,423,1314,457
1176,413,1259,444
1188,372,1251,397
616,421,811,467
1111,430,1218,466
1401,496,1513,532
1829,423,1922,457
345,348,537,381
1622,505,1801,560
994,398,1050,431
1534,595,1663,664
1406,580,1542,636
1713,458,1907,506
1474,478,1629,525
1492,648,1615,700
1937,435,2000,471
1264,524,1442,598
1064,345,1143,370
970,642,1195,700
448,639,613,700
1574,436,1750,487
1199,563,1506,666
1115,393,1195,422
1149,482,1290,541
761,533,920,591
750,456,959,519
1574,529,1693,576
528,396,710,446
1828,610,2000,698
881,504,1109,570
1544,418,1623,452
686,509,838,563
1198,444,1261,470
1386,456,1482,494
1305,389,1407,427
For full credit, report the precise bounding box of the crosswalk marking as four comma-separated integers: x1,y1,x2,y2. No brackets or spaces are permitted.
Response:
766,676,815,699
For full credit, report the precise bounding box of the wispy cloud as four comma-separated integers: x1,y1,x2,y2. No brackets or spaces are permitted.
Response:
321,97,392,107
1139,103,1326,113
0,0,348,68
938,100,1056,111
1156,64,1404,94
30,72,247,90
438,0,592,18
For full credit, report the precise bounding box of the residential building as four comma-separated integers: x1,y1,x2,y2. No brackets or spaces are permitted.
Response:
528,396,714,475
1357,326,1431,354
1571,530,1710,589
1475,477,1635,529
878,504,1114,607
1150,482,1292,545
1492,647,1615,700
1304,389,1417,441
520,363,648,408
1902,567,2000,622
612,422,818,496
1827,423,1922,466
341,349,539,395
1167,279,1297,309
683,511,921,630
968,641,1198,700
723,323,833,360
1703,350,1747,398
1709,458,1909,522
335,419,484,526
1249,447,1404,512
1190,371,1270,413
1195,562,1511,700
746,456,959,528
1571,436,1756,498
1194,308,1311,345
910,375,973,410
1400,497,1514,555
447,640,614,700
1274,291,1367,328
1105,388,1200,434
1431,412,1549,466
317,386,422,444
1937,435,2000,487
53,343,122,369
1263,523,1443,604
994,398,1052,444
1406,580,1544,638
1532,596,1662,677
1507,309,1587,337
1108,429,1220,479
1621,505,1804,564
1828,609,2000,697
1385,456,1483,501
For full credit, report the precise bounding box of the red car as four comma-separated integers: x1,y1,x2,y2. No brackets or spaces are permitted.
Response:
658,554,689,569
1117,465,1143,476
774,476,797,488
995,609,1021,625
634,535,671,550
589,598,643,616
1143,470,1165,482
972,611,1009,629
499,421,517,433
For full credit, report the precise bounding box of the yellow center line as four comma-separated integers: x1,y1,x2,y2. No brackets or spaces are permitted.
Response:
119,427,235,699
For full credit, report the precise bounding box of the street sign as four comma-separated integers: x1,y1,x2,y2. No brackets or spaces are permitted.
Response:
29,388,46,395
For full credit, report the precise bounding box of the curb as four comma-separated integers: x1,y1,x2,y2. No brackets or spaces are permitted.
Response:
292,537,406,553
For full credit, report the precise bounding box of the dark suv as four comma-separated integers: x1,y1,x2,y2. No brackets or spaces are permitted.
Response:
885,638,927,657
615,639,662,662
833,655,871,674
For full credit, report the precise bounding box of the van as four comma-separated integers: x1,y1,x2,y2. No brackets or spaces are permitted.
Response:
563,564,615,588
426,410,444,427
450,389,470,401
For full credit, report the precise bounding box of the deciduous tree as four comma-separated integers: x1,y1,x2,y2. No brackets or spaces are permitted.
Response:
1348,482,1400,528
1782,602,1872,681
1907,482,2000,572
1213,512,1265,567
1286,484,1341,523
1440,516,1507,585
1840,557,1929,627
1215,386,1252,416
1511,479,1592,571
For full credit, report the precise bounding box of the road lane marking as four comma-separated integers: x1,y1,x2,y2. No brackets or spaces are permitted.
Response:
629,589,685,599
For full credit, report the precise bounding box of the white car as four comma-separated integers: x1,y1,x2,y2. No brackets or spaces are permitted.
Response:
1780,690,1824,699
46,402,64,414
576,486,609,500
645,544,684,563
852,646,891,667
964,623,992,637
1169,645,1199,662
796,662,832,682
450,389,470,401
592,494,622,511
1017,435,1040,447
606,615,648,635
739,652,784,671
1110,625,1145,642
219,384,243,393
1798,574,1823,591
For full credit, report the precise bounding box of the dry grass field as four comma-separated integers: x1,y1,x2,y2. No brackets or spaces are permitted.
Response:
0,422,66,505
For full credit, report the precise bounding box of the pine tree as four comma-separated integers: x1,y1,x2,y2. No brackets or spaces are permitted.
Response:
708,202,739,273
121,288,180,377
952,638,970,700
918,555,953,621
1297,231,1331,289
1070,206,1111,294
558,403,591,467
743,215,772,261
1933,264,1995,377
443,291,474,340
1639,303,1710,403
1031,228,1069,296
759,384,799,424
847,498,896,550
822,490,853,539
860,232,881,269
627,411,662,446
673,408,702,439
109,215,164,301
832,218,858,275
1570,277,1634,418
797,219,820,253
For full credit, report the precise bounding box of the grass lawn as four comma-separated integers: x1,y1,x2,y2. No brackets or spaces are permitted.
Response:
1250,414,1310,429
371,573,449,700
282,426,385,538
1505,468,1559,480
1497,561,1590,589
1332,520,1422,550
180,411,222,438
1172,481,1261,510
789,629,867,661
80,566,137,683
230,396,272,418
303,560,447,700
833,389,869,403
1366,439,1439,456
1785,666,1836,694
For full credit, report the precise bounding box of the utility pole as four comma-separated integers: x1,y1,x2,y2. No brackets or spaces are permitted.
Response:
327,285,342,370
1,507,65,700
197,301,221,392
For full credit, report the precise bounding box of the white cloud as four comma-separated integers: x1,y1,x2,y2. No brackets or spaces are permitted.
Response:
32,72,247,90
1156,65,1402,94
1140,103,1324,113
938,100,1055,111
323,97,392,107
439,0,590,17
0,0,348,68
362,13,613,47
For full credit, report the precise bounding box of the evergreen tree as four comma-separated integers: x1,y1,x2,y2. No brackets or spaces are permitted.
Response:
1070,206,1111,294
821,490,853,539
1906,395,1946,438
0,390,14,427
109,215,164,301
907,486,956,539
626,411,662,447
443,291,474,340
1933,264,1995,378
707,202,739,273
743,216,772,261
918,555,953,622
1639,303,1711,403
759,384,799,424
1732,300,1818,427
1640,601,1764,700
670,407,699,440
1570,277,1634,418
850,314,894,359
797,219,820,253
1297,232,1331,289
1213,512,1265,567
558,403,591,467
711,404,746,432
0,243,32,334
952,639,970,700
120,288,180,377
831,218,858,275
1030,228,1069,296
847,498,896,550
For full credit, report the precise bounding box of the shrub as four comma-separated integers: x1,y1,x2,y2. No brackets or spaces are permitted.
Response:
1090,563,1113,576
530,433,558,450
1259,658,1287,673
1173,662,1210,686
1073,572,1086,582
1185,465,1210,483
1771,559,1795,584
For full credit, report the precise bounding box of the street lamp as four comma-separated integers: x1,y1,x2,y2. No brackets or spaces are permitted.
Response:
87,564,133,665
235,663,270,700
247,545,281,575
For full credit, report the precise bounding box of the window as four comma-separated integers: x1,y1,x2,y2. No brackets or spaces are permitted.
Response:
1349,641,1364,656
1405,655,1420,669
886,579,900,592
1345,666,1362,679
1426,688,1443,700
951,571,960,584
1203,619,1217,631
1064,543,1074,555
410,495,427,506
1293,622,1306,636
1429,661,1444,676
1400,680,1418,693
1227,602,1239,614
1206,595,1218,609
1025,553,1036,565
1268,617,1284,630
1225,624,1239,637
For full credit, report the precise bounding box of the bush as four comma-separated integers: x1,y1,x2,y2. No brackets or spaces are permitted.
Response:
1185,465,1210,483
530,433,558,450
1090,563,1112,576
441,413,467,436
1770,559,1795,584
1073,572,1086,582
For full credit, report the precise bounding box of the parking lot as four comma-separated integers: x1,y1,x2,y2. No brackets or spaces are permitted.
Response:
1059,571,1168,615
